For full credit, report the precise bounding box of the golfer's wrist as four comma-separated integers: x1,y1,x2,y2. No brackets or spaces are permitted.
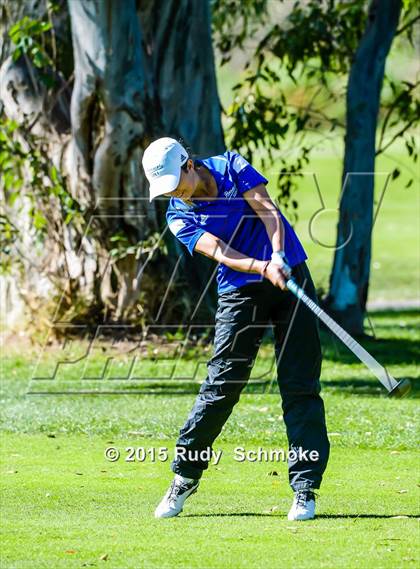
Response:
271,250,287,266
258,260,270,277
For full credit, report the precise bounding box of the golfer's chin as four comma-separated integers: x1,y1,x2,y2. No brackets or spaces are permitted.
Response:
179,193,195,205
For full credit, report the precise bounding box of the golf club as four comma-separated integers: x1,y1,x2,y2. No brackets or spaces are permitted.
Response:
286,278,411,398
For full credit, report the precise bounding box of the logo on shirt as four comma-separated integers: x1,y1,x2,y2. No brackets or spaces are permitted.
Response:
232,154,249,172
224,186,237,200
198,214,209,224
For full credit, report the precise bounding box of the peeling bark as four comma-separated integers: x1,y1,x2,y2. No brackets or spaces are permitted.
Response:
68,0,154,216
326,0,401,335
0,54,71,139
1,0,223,327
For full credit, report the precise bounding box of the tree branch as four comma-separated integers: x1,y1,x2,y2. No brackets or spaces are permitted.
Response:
377,79,420,151
395,14,420,37
376,119,417,156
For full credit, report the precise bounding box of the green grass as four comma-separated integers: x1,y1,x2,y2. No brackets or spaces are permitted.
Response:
1,311,419,568
259,140,420,303
1,436,419,569
212,129,420,302
1,31,418,569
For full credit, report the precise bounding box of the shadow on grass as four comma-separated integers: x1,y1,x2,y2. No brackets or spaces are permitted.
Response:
183,513,420,519
30,376,418,397
321,332,419,368
320,376,420,398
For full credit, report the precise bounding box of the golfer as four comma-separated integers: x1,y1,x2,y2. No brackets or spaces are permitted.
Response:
142,137,330,521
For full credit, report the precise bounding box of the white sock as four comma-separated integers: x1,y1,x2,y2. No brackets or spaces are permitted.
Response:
175,474,196,483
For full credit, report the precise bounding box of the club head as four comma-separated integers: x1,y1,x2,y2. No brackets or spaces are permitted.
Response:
388,378,412,399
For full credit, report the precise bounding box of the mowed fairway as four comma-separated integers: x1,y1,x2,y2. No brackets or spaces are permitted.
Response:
1,436,418,569
1,311,419,568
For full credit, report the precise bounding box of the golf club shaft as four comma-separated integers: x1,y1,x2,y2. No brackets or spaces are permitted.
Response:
286,279,399,393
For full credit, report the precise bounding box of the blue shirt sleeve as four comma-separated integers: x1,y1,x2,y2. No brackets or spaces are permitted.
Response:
166,205,206,256
228,152,268,194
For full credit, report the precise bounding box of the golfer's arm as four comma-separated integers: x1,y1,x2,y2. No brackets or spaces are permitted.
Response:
194,232,266,274
243,184,285,252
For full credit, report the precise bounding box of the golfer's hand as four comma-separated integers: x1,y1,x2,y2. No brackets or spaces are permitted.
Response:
264,262,289,290
271,256,292,280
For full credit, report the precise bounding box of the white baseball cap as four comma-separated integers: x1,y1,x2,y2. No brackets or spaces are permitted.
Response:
142,137,189,202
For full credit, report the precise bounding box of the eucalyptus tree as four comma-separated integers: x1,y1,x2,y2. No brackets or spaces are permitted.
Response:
0,0,223,327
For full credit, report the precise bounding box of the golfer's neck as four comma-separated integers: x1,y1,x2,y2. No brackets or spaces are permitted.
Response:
193,167,217,199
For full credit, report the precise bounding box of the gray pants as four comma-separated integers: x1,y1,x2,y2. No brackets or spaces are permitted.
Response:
171,262,330,490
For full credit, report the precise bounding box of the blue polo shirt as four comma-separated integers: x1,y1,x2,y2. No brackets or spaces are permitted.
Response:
166,151,307,294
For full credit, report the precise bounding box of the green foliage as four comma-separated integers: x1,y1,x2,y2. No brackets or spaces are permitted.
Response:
0,117,83,274
9,16,53,67
109,231,164,261
256,1,367,75
212,0,269,65
8,13,58,88
1,7,80,274
0,120,25,195
0,120,30,275
213,0,419,212
0,214,20,274
378,77,420,175
227,76,313,220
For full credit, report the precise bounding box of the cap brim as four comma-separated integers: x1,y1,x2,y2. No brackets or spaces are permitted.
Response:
149,172,181,202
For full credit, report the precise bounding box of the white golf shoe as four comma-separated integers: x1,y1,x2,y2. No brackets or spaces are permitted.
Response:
288,489,316,521
154,474,200,518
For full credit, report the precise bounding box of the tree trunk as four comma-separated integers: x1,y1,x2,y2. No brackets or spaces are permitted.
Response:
1,0,224,329
139,0,225,321
139,0,224,156
67,0,154,212
67,0,161,321
0,0,77,327
67,0,224,322
326,0,401,335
